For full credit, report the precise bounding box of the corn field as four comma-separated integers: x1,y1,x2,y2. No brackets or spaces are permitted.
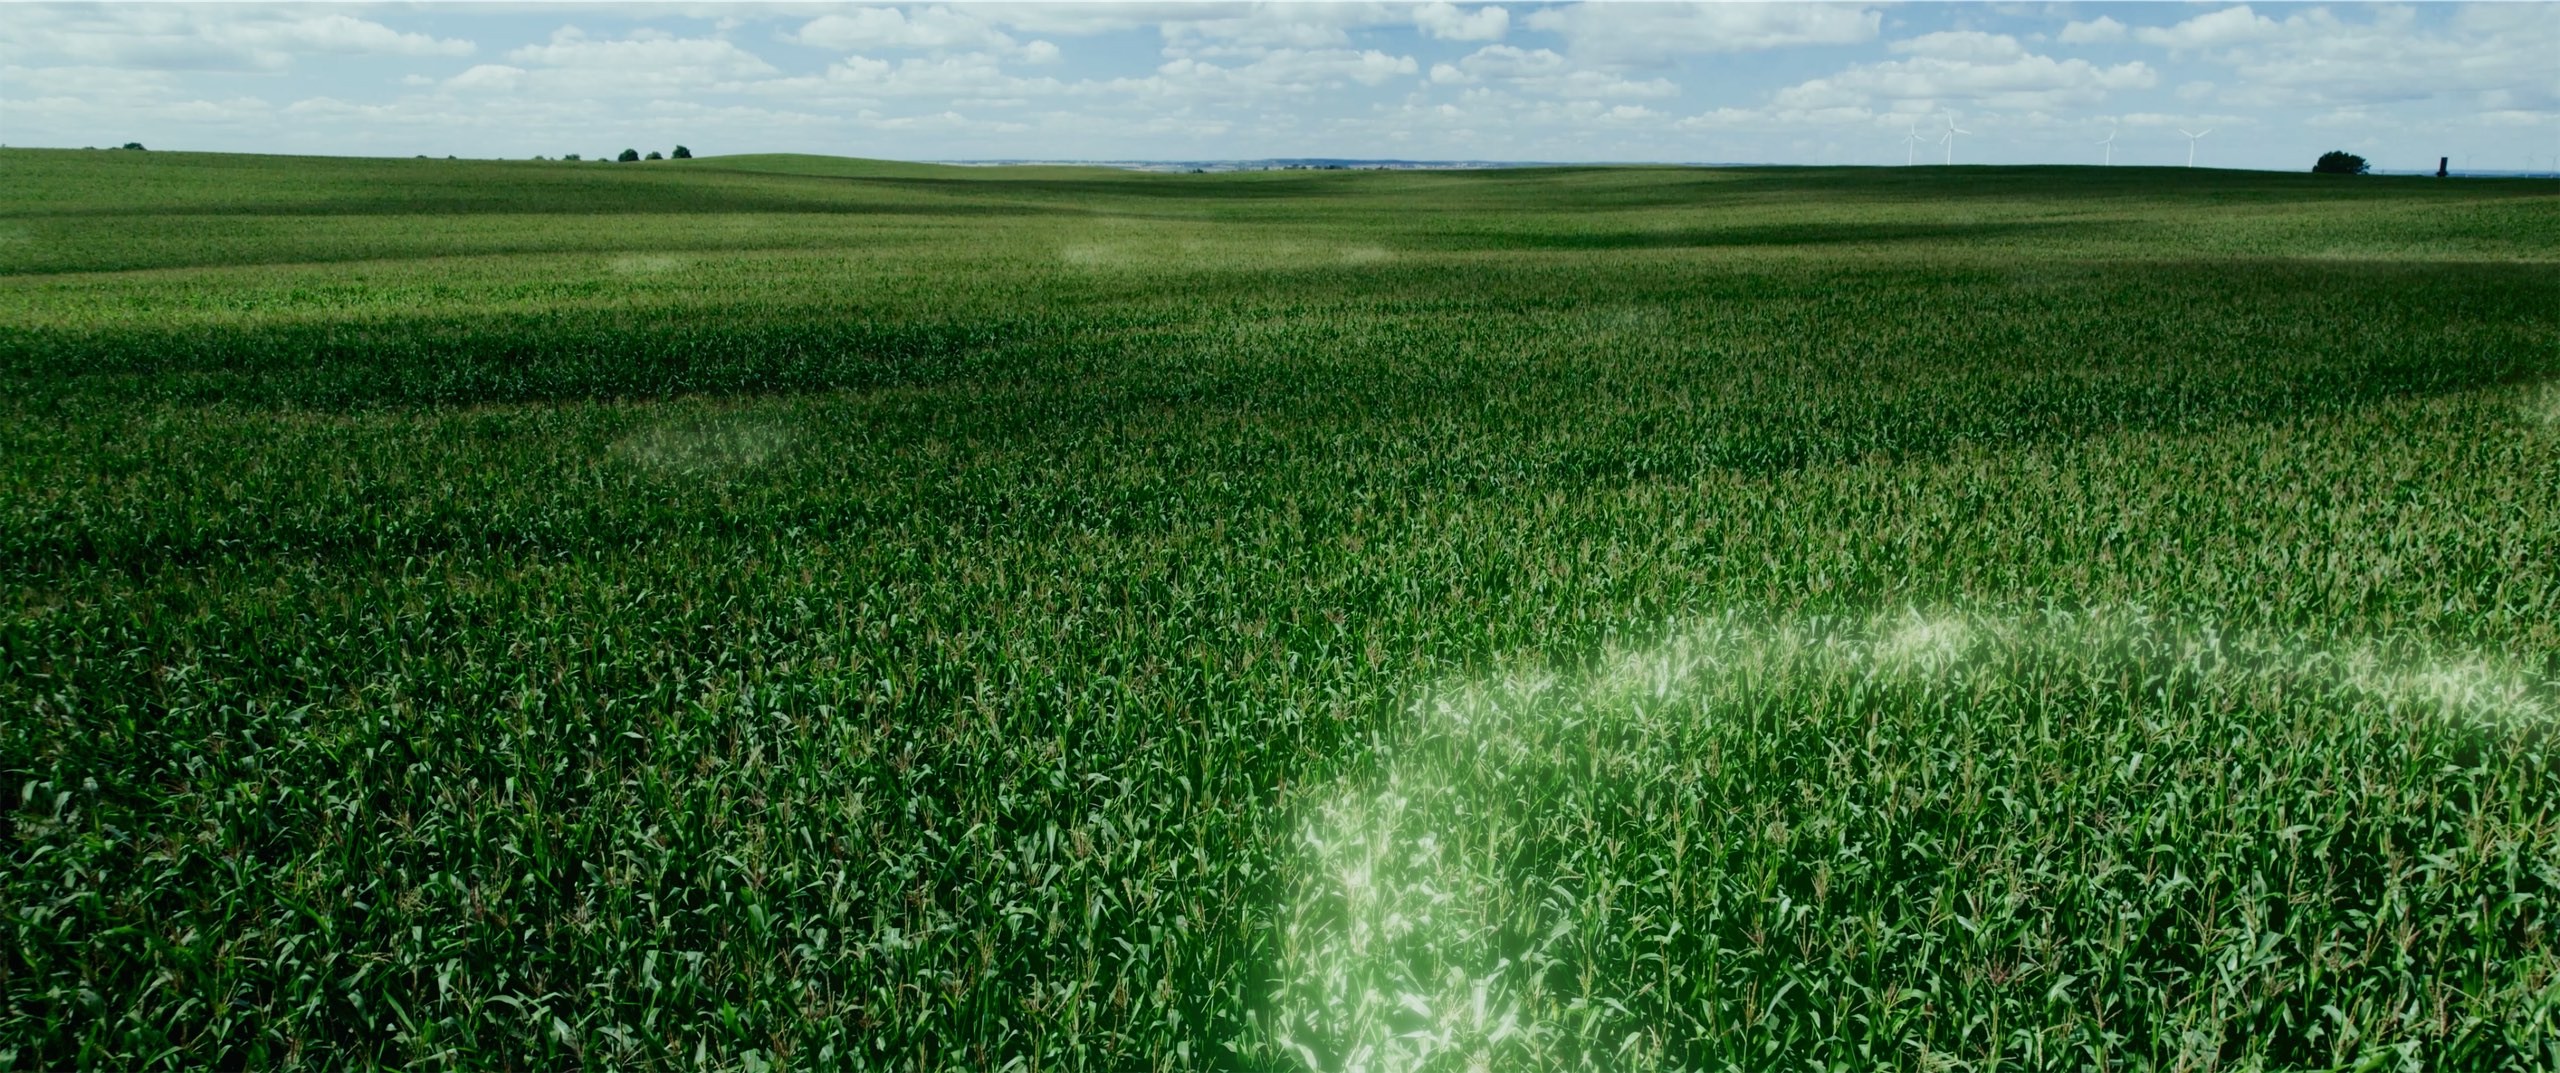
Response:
3,149,2558,1070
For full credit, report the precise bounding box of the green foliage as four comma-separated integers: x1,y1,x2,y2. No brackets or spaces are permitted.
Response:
673,146,693,160
2316,150,2372,175
2,148,2557,1069
1274,610,2560,1068
619,148,641,163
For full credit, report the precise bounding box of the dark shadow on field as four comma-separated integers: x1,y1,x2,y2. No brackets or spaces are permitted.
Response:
12,194,1083,221
5,258,2550,414
1358,164,2560,213
7,160,1342,223
0,216,1087,277
843,174,1359,202
0,309,1037,410
5,259,2554,580
1700,165,2560,205
1421,218,2120,252
17,151,2554,230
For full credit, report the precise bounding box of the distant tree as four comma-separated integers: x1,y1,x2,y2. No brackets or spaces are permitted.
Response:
563,153,581,161
2313,150,2370,175
645,150,663,161
672,145,693,159
618,148,640,163
119,142,146,151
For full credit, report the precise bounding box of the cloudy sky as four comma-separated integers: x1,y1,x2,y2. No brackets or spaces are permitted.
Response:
4,2,2555,171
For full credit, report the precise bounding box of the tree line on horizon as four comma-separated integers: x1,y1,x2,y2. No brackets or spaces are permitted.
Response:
47,143,2399,175
519,147,691,162
526,146,691,162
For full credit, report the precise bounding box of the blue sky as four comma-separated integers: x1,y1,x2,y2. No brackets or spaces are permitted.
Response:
5,2,2555,170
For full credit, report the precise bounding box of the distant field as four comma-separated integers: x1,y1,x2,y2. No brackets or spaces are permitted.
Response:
3,149,2557,1070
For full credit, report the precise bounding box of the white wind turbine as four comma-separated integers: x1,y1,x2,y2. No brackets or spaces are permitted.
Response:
1905,123,1926,166
1942,116,1970,165
2099,124,2118,166
2179,127,2212,168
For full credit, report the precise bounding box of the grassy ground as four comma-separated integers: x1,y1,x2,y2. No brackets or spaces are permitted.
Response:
3,149,2557,1070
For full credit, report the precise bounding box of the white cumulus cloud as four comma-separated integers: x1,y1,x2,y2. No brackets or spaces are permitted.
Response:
1158,4,1407,51
1774,48,2156,112
1156,48,1420,92
1525,3,1881,65
507,28,778,78
1414,2,1509,42
2142,5,2558,111
445,64,527,93
1442,45,1677,99
805,53,1067,100
2132,6,2284,51
9,7,472,72
786,8,1059,62
2058,17,2127,46
1890,32,2028,64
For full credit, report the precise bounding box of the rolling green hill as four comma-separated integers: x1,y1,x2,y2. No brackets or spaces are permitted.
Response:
4,150,2558,1070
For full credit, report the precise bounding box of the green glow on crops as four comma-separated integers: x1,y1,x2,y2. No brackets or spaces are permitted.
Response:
2530,383,2560,428
606,253,689,275
1268,609,2556,1071
610,415,789,473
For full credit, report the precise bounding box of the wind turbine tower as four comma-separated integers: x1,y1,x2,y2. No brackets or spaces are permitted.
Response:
2179,128,2212,168
1943,117,1970,165
1905,124,1925,166
2099,124,2118,166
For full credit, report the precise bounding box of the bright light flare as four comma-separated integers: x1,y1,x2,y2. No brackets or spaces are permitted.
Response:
1265,608,2556,1069
611,416,788,473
